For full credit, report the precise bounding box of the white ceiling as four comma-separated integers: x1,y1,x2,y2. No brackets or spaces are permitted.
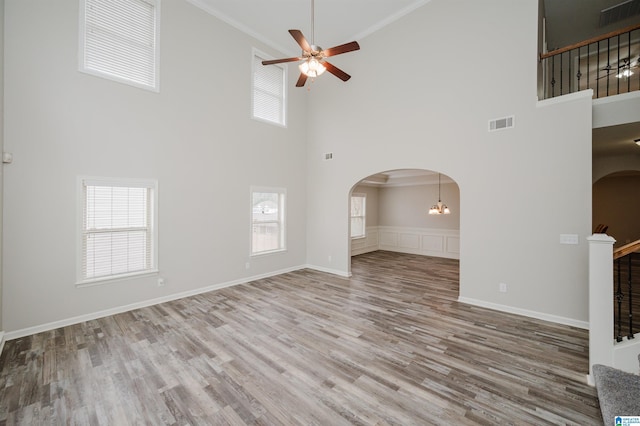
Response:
186,0,429,56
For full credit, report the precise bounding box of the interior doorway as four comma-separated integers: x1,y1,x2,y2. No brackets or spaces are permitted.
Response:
347,169,461,293
593,170,640,247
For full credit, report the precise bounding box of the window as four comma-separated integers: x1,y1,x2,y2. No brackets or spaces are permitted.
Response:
251,187,286,255
252,50,286,126
78,177,158,285
79,0,160,91
350,193,366,239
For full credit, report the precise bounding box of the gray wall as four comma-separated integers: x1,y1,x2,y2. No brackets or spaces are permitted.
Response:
378,182,460,230
305,0,592,325
3,0,308,332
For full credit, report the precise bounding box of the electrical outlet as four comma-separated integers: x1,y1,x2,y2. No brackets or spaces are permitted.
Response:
245,262,250,270
328,255,332,262
499,282,507,293
157,278,165,287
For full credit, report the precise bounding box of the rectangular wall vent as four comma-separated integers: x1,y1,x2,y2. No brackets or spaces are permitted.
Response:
489,115,515,132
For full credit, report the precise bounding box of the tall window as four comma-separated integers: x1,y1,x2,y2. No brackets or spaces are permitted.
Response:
252,50,286,126
79,0,160,91
78,177,158,285
350,193,366,239
251,188,286,255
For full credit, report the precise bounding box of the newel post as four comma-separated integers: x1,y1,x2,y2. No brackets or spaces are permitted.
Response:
588,233,616,383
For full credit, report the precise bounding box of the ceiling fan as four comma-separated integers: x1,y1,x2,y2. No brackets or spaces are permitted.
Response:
261,0,360,87
598,57,639,79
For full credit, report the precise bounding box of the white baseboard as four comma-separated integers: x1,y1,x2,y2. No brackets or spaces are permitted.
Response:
304,264,351,278
458,297,589,330
4,265,307,341
0,331,5,356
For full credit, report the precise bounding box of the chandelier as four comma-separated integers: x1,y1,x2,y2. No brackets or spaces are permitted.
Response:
429,173,450,215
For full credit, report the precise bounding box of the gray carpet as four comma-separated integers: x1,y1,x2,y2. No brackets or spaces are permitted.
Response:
593,362,640,424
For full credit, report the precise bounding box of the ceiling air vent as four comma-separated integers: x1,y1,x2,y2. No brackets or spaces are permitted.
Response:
489,115,514,132
599,0,640,27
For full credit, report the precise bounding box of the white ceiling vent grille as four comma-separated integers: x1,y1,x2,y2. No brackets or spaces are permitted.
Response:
489,115,515,132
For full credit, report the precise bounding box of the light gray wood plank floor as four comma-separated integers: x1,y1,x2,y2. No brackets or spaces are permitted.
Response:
0,251,601,425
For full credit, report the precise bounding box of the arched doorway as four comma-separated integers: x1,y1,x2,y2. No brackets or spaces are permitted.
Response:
347,169,461,293
593,170,640,247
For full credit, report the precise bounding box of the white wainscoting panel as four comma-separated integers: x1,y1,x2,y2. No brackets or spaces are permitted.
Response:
378,231,398,247
399,233,420,250
373,226,460,259
351,228,379,256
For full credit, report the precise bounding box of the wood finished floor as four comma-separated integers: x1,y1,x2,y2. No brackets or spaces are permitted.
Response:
0,251,602,425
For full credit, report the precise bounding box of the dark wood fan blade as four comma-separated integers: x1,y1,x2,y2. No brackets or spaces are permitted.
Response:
323,41,360,57
262,57,302,65
262,57,301,66
324,61,351,82
296,73,308,87
289,30,311,52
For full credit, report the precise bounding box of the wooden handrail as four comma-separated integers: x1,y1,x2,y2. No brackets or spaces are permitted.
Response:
540,22,640,60
614,238,640,260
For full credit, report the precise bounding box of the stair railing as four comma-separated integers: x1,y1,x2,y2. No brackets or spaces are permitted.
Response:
539,23,640,100
613,239,640,341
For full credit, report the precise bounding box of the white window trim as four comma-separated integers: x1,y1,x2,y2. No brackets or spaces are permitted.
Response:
76,176,159,287
351,193,366,240
251,48,287,128
78,0,161,92
250,186,287,257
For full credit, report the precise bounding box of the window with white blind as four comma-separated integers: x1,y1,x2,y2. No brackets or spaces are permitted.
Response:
251,187,286,255
79,0,160,91
252,50,286,126
78,177,158,285
350,193,366,239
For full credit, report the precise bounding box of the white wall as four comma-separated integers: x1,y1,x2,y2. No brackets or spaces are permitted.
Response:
0,0,4,335
3,0,308,332
306,0,592,326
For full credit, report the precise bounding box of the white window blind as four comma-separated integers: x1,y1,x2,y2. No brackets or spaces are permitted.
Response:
252,52,286,126
80,0,160,91
79,178,157,284
251,188,286,255
351,194,366,239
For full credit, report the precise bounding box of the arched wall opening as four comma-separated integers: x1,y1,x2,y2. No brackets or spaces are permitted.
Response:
346,168,461,289
593,170,640,247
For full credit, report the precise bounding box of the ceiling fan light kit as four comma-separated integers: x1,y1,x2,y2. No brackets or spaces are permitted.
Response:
261,0,360,87
299,57,326,77
616,68,634,78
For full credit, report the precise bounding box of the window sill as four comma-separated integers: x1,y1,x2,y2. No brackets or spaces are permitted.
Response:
76,269,159,288
250,248,287,258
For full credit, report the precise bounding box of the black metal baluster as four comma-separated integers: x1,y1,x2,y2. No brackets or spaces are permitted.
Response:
597,41,600,98
551,56,556,98
576,47,582,92
617,34,620,95
587,43,590,95
627,31,632,93
607,38,611,96
628,253,634,339
616,257,623,342
560,52,564,94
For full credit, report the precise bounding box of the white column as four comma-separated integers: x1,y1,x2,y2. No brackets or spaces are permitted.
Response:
588,233,616,384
